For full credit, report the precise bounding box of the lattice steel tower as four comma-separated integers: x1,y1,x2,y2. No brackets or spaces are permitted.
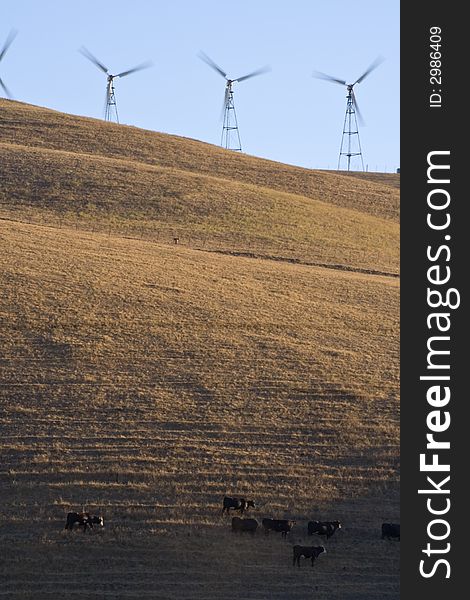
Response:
338,85,364,171
104,75,119,123
221,80,242,151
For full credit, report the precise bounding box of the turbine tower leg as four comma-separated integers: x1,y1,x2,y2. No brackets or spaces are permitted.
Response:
337,91,364,171
105,80,119,123
221,88,242,151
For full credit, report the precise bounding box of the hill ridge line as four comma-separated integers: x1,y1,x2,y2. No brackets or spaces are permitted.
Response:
1,100,398,186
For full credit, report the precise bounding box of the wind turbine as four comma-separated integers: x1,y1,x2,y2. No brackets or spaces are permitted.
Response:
79,46,152,123
199,51,269,151
0,29,18,99
314,56,384,171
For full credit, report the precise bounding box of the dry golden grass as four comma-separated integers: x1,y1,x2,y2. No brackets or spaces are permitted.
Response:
0,140,399,276
336,171,400,190
0,100,399,599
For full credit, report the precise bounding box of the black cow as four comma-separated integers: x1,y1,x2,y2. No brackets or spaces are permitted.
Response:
382,523,400,540
231,517,259,534
222,497,255,515
308,520,342,539
65,512,104,532
262,518,295,537
293,545,326,567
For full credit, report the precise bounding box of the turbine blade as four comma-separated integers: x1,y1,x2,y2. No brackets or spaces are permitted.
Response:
116,60,153,78
354,55,384,85
79,46,109,74
0,75,13,98
103,86,110,118
351,89,365,126
198,51,227,79
0,29,18,63
234,65,271,83
220,86,229,121
313,70,346,86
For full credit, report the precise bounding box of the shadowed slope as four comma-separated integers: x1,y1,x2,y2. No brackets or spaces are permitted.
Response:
0,220,399,599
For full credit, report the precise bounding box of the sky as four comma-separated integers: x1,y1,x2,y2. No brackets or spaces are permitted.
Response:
1,0,399,172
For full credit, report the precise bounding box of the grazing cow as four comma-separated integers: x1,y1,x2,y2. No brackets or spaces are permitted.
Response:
293,545,326,567
65,512,104,532
231,517,259,534
308,520,342,539
222,497,255,515
262,518,295,537
382,523,400,540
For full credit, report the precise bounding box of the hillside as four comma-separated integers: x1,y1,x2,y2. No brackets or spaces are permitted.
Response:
0,100,399,599
0,99,399,276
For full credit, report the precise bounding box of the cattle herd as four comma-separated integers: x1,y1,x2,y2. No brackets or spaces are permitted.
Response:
64,497,400,569
223,496,399,568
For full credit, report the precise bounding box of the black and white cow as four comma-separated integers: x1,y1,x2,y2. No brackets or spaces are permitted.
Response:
222,497,255,515
65,512,104,532
308,520,342,539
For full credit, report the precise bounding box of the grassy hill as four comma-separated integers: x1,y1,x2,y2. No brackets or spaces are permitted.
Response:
0,99,399,599
0,99,399,276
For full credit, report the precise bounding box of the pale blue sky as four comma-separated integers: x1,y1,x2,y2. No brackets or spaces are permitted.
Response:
1,0,399,171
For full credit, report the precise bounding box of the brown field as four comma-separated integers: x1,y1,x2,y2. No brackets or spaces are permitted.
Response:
0,99,399,599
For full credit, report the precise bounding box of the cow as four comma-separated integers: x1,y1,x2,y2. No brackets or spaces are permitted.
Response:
65,512,104,532
231,517,259,534
382,523,400,540
308,520,342,539
293,545,326,568
262,518,295,537
222,497,255,515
